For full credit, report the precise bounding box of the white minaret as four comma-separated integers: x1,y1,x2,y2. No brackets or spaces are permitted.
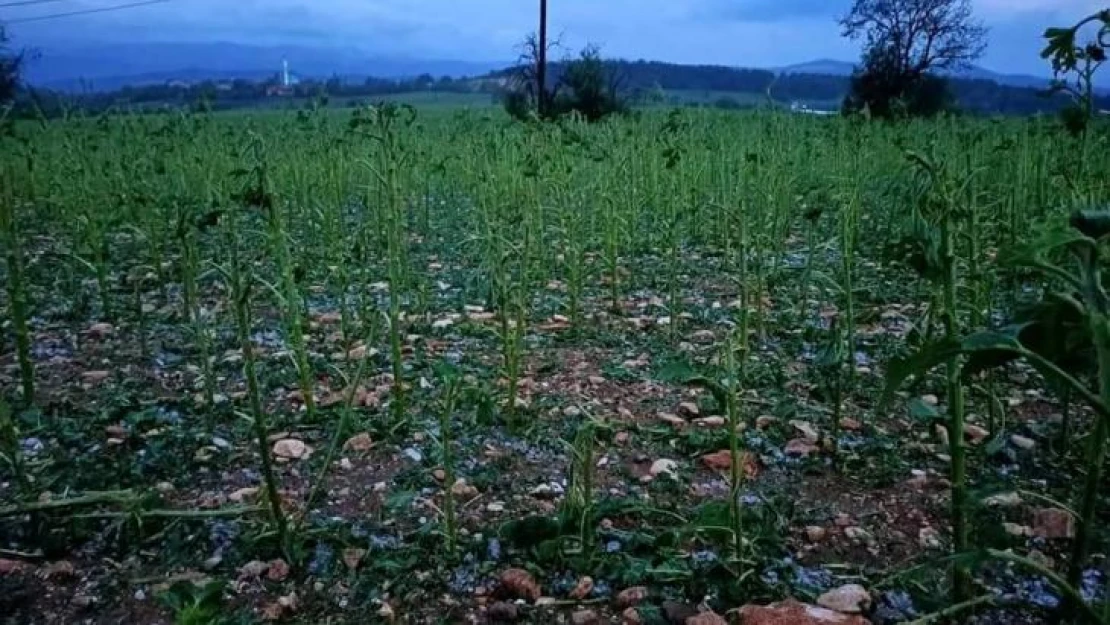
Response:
282,59,291,87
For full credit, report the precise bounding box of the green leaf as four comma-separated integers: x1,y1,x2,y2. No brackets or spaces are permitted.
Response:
908,398,940,423
1070,210,1110,240
881,337,962,407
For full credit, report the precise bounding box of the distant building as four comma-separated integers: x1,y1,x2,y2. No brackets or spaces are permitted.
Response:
268,58,300,96
790,101,836,116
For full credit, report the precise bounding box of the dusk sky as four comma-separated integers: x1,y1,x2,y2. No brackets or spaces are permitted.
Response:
4,0,1107,75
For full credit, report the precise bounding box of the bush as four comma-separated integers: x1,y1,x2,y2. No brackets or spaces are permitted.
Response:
842,45,954,119
504,45,626,123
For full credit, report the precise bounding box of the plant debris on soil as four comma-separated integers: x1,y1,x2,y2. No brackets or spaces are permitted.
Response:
1,106,1108,625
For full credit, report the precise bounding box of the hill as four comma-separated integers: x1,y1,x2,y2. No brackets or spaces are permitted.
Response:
22,42,502,92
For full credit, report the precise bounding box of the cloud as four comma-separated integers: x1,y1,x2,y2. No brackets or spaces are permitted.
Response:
4,0,1093,75
694,0,850,23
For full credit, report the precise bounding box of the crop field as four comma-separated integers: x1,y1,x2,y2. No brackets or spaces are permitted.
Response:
1,105,1109,625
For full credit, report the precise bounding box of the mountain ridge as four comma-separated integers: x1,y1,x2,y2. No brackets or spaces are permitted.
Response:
19,41,1103,95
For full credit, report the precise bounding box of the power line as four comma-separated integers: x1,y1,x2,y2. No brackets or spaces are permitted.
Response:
0,0,71,9
6,0,171,23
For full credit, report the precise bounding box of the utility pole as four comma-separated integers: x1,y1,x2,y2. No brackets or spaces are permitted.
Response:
537,0,547,116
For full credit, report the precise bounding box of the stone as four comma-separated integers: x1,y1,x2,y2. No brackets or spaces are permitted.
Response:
678,402,701,417
844,527,871,543
790,420,820,443
342,548,365,570
238,560,269,579
1003,522,1031,537
983,492,1023,508
755,416,777,429
451,479,478,499
650,459,679,478
81,370,111,384
921,394,939,406
343,433,373,452
699,450,760,478
377,603,395,620
487,502,506,513
662,601,699,624
266,559,290,582
918,527,943,550
816,584,871,614
433,469,447,482
572,609,600,625
615,431,631,445
569,576,594,600
693,416,727,428
839,417,862,431
616,586,649,609
1010,435,1036,450
1033,507,1075,539
964,424,990,444
785,438,820,457
659,413,688,428
498,568,540,601
42,560,75,580
686,613,728,625
272,438,312,460
739,599,870,624
228,487,259,503
87,322,114,338
805,526,827,543
487,602,519,622
622,607,644,624
690,329,716,343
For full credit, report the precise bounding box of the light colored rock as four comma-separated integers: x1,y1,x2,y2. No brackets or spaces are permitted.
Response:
343,433,373,452
693,416,726,428
1010,435,1036,450
739,599,870,624
805,526,827,543
983,492,1022,508
784,438,820,457
622,607,644,624
615,586,649,609
650,459,679,478
678,402,700,417
817,584,871,614
964,424,990,444
918,527,943,550
790,420,820,443
571,609,600,625
569,577,594,600
272,439,312,460
81,370,111,384
659,413,688,428
844,527,871,542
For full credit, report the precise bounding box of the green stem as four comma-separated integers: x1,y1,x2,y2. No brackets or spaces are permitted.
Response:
941,211,971,604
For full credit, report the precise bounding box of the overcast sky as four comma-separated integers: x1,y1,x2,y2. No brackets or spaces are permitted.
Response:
4,0,1107,74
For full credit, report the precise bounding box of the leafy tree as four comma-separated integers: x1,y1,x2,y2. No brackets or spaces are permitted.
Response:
550,45,626,121
840,0,987,118
504,44,625,122
1,26,22,105
843,43,955,117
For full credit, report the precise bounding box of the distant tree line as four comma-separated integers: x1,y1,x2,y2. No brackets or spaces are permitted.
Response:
5,56,1105,118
